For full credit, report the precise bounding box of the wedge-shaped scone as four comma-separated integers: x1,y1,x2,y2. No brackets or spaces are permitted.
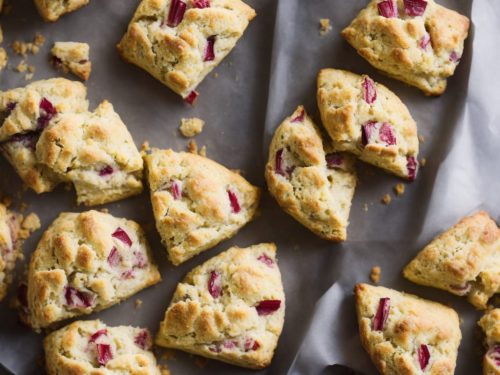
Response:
156,243,285,369
44,320,161,374
479,309,500,375
355,283,461,375
144,148,260,265
27,210,161,330
51,42,92,81
265,105,357,241
317,69,419,180
342,0,470,95
34,0,90,22
117,0,256,100
0,203,39,301
404,211,500,309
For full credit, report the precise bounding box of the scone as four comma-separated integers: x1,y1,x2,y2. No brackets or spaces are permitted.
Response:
403,211,500,309
479,309,500,375
0,203,39,301
355,283,461,375
156,243,285,369
117,0,256,100
144,148,260,265
44,320,161,374
26,210,161,330
34,0,90,22
51,42,91,80
342,0,470,95
317,69,419,180
265,105,357,241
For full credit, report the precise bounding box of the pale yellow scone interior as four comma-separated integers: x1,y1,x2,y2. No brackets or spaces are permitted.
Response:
479,309,500,375
317,69,419,180
144,148,260,265
0,78,144,205
355,283,461,375
156,243,285,369
265,105,357,242
51,42,92,81
34,0,90,22
117,0,256,99
44,320,161,374
26,210,161,330
404,211,500,309
342,0,470,95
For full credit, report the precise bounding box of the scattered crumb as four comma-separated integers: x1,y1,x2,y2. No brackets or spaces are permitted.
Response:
34,33,45,47
179,117,205,138
19,202,27,212
135,299,143,309
12,33,45,56
160,350,177,361
187,139,198,154
25,72,34,80
0,47,7,71
160,364,171,375
319,18,332,35
370,266,381,283
99,208,109,213
199,145,207,157
381,194,391,205
16,60,27,72
394,183,405,196
418,134,425,143
420,158,427,167
21,213,41,232
194,356,209,368
213,72,219,78
141,141,150,153
363,203,369,212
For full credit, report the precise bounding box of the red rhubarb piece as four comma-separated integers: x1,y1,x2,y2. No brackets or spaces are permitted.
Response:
362,77,377,104
185,90,198,105
107,247,121,267
37,98,57,130
417,344,430,370
255,300,281,316
208,270,222,298
64,286,95,308
99,165,114,177
112,227,132,247
193,0,210,8
325,153,344,169
404,0,427,16
258,254,274,267
166,0,187,27
291,108,305,123
377,0,398,18
171,180,182,200
204,35,216,62
89,329,108,343
96,343,113,366
244,337,260,352
134,329,151,350
373,297,390,331
227,189,241,213
406,156,418,181
419,33,431,50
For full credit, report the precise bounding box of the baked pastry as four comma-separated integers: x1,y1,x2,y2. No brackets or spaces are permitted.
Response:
0,203,39,301
341,0,470,95
156,243,285,369
479,309,500,375
0,79,144,206
44,320,161,374
317,69,419,180
51,42,92,80
265,105,357,241
354,283,461,374
26,210,161,330
403,211,500,309
117,0,256,100
144,148,260,265
34,0,90,22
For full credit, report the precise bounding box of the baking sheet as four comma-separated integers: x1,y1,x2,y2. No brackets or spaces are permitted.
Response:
0,0,498,374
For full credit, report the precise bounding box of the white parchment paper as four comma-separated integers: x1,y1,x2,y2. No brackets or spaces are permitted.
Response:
0,1,498,374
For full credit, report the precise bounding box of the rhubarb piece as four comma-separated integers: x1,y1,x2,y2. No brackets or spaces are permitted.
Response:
406,156,418,181
51,42,91,80
450,51,461,62
117,0,256,99
145,148,260,265
478,309,500,374
44,320,161,374
318,69,419,180
156,243,285,369
342,0,470,95
258,253,274,267
266,105,357,241
34,0,90,21
99,165,114,177
404,211,500,310
26,210,161,329
37,98,57,130
355,283,461,375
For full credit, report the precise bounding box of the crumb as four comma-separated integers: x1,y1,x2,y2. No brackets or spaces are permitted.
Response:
187,139,198,154
418,134,425,143
394,183,405,196
34,33,45,47
213,72,219,78
179,117,205,138
370,266,381,283
194,356,209,368
199,145,207,157
99,208,109,213
19,202,27,212
381,194,391,205
135,299,143,309
12,33,45,56
420,158,427,167
0,47,6,70
161,350,177,361
231,169,241,175
159,364,171,375
12,41,28,56
363,203,369,212
21,213,41,232
141,141,150,153
28,65,35,73
25,72,34,80
319,18,332,35
16,60,27,72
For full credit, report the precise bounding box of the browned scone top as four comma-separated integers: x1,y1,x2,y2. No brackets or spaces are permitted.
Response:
34,0,91,22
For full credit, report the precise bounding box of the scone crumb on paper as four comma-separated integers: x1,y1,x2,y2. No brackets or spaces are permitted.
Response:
187,139,198,154
363,203,369,212
420,157,427,167
12,33,45,56
179,117,205,138
16,60,27,72
135,298,143,309
381,194,391,205
141,141,151,153
370,266,381,283
418,134,425,143
394,183,405,196
0,48,7,71
160,350,177,361
22,213,41,232
319,18,332,35
194,356,209,368
160,364,171,375
199,145,207,157
99,208,109,213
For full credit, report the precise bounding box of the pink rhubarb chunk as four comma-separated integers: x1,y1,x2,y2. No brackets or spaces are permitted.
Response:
362,121,396,146
362,77,377,104
134,329,150,350
291,108,305,123
89,329,108,343
275,149,286,176
64,286,95,308
171,180,182,200
449,282,471,296
373,297,390,331
325,153,345,170
185,90,199,105
255,300,281,316
193,0,210,8
488,346,500,366
208,270,222,298
99,165,114,177
96,343,113,366
166,0,186,27
258,254,274,267
404,0,427,16
107,247,121,267
227,189,241,213
419,33,431,50
450,51,461,62
417,344,430,370
204,36,216,62
244,337,260,352
377,0,398,18
37,98,57,130
112,227,132,247
406,156,418,181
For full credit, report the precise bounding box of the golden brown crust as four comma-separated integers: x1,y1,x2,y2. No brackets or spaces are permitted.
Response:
51,42,91,81
34,0,90,22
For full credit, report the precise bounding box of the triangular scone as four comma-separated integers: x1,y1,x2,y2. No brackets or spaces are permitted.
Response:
34,0,90,22
27,210,161,330
36,100,144,206
355,283,461,375
117,0,256,100
479,309,500,375
51,42,92,81
404,211,500,309
144,148,260,265
44,320,161,374
317,69,419,180
341,0,470,95
0,78,88,193
156,243,285,369
0,203,39,301
265,105,357,241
